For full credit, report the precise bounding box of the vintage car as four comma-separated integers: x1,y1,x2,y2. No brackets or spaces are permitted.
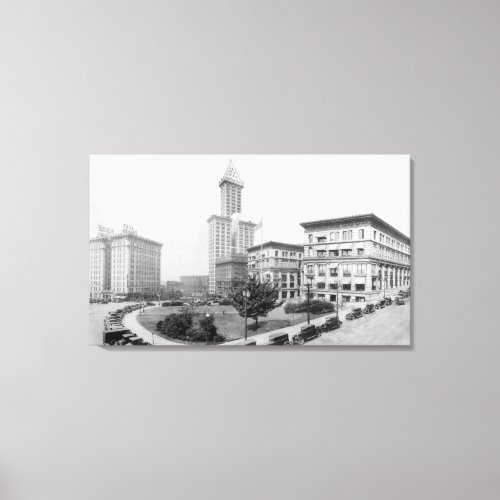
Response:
292,324,321,345
264,331,292,345
384,297,393,305
395,297,405,305
375,299,386,309
363,303,376,314
346,307,364,320
318,316,343,332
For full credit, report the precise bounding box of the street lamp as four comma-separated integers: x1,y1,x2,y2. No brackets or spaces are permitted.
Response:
305,277,313,324
243,289,250,341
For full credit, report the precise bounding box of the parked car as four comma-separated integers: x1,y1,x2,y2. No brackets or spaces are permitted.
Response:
346,307,364,320
264,331,292,345
292,324,321,345
384,297,393,305
375,300,386,309
395,297,405,305
363,303,376,314
318,316,343,332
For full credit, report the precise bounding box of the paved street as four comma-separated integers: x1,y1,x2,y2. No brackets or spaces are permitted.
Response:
308,299,411,346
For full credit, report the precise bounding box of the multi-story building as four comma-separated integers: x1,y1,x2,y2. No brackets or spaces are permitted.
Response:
180,275,209,299
89,225,162,299
300,214,410,304
215,254,249,297
247,241,303,300
207,161,256,293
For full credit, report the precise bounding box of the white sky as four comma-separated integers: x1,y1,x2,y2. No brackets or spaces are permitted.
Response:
90,155,410,281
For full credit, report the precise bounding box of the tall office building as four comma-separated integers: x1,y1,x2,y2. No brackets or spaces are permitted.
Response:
89,225,162,299
208,161,256,294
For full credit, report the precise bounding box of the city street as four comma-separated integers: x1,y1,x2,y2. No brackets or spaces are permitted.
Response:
308,299,411,346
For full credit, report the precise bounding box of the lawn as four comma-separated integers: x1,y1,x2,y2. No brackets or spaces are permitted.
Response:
136,304,333,342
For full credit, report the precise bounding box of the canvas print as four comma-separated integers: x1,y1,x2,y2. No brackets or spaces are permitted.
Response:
89,155,411,346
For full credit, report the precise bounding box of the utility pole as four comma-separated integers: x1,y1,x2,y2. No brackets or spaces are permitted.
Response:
305,281,312,324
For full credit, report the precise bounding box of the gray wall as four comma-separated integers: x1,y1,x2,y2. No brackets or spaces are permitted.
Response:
1,1,499,499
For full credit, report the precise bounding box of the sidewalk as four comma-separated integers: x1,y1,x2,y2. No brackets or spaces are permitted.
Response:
122,307,180,346
223,314,335,346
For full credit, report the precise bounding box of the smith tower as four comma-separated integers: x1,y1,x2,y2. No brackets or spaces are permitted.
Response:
219,160,244,216
207,161,255,294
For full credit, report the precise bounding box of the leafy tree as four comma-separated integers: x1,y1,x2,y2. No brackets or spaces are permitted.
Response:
230,276,279,330
162,313,193,339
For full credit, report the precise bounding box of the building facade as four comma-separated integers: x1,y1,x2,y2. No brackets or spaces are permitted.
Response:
180,275,209,299
89,225,162,299
247,241,303,300
300,214,410,304
207,161,256,293
215,254,248,297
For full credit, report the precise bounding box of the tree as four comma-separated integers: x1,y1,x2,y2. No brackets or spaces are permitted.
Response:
162,313,193,339
230,276,279,330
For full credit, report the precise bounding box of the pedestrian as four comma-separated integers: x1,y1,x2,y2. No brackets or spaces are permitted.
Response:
223,309,225,315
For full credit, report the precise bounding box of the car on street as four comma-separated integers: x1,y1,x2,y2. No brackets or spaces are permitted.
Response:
375,300,386,309
346,307,364,320
264,331,292,345
319,316,343,332
292,324,322,344
395,297,405,305
363,303,375,314
384,297,393,305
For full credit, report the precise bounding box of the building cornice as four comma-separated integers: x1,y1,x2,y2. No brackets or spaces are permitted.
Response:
300,213,410,245
247,241,303,252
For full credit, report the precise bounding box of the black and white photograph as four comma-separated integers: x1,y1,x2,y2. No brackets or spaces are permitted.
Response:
90,155,411,346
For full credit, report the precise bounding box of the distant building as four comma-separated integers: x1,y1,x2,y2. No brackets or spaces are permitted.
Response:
300,214,410,304
247,242,303,300
215,254,248,297
89,225,162,299
207,161,256,293
163,281,182,293
180,275,209,299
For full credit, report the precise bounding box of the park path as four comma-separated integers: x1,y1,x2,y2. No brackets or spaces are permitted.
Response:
122,308,180,346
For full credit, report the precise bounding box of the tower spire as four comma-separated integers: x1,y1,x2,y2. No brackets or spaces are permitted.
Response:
219,159,244,187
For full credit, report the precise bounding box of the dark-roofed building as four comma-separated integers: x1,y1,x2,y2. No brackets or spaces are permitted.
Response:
300,214,410,304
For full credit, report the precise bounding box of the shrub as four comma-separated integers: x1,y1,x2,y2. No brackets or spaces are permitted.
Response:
156,320,164,332
284,300,334,315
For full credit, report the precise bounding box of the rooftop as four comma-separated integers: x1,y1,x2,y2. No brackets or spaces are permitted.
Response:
300,213,410,244
219,159,244,187
247,241,303,253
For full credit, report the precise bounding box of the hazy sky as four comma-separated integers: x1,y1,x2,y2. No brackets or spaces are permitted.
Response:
90,155,410,281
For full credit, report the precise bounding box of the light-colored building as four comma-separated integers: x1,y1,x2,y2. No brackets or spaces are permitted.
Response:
89,225,162,299
247,241,303,300
300,214,410,304
215,254,248,297
180,275,209,299
207,161,256,293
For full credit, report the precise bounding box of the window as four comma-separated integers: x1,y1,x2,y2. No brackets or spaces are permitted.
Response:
329,283,338,290
318,264,326,276
290,291,295,298
342,230,353,240
281,274,287,282
341,249,352,256
281,291,287,299
317,236,326,243
342,284,351,291
317,294,325,301
317,250,327,257
355,284,365,291
329,250,339,257
306,265,314,274
308,234,313,243
317,283,326,289
343,264,352,277
330,231,339,241
358,229,364,239
330,267,338,277
355,263,367,275
275,251,278,257
355,296,365,302
329,295,336,302
357,248,364,255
